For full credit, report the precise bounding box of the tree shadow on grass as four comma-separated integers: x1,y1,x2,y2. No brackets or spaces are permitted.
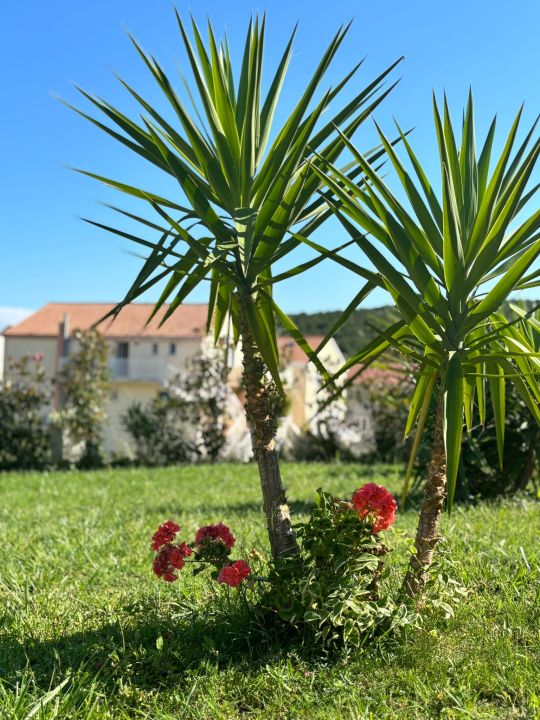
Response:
0,597,300,692
152,498,316,517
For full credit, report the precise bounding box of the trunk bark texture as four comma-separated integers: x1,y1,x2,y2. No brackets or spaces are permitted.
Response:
238,306,299,560
515,431,537,491
403,393,446,598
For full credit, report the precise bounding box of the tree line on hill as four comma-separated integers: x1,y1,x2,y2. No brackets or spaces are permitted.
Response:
287,300,538,358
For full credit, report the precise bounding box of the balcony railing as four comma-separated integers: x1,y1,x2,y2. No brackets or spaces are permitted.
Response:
108,357,180,382
60,356,180,383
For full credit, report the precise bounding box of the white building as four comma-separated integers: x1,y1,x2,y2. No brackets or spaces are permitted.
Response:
2,302,213,456
1,302,356,459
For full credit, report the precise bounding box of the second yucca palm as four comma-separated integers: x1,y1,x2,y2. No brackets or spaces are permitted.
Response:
314,93,540,595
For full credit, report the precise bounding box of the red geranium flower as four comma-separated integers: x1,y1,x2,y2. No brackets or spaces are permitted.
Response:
195,522,236,551
169,542,192,568
151,520,181,551
153,542,191,582
217,560,251,587
352,483,397,533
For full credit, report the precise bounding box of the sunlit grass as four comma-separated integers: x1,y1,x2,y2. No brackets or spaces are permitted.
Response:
1,464,539,719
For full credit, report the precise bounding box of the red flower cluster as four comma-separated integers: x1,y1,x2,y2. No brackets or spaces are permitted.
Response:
153,542,192,582
151,520,181,551
195,522,235,551
150,519,250,589
217,560,251,587
352,483,397,533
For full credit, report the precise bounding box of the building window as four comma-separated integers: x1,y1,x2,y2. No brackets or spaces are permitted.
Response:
169,343,176,356
114,342,129,378
152,343,159,355
116,342,129,359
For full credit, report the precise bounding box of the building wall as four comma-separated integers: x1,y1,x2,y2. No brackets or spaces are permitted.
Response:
346,392,376,447
104,336,202,366
64,335,204,379
86,337,206,456
302,338,345,430
282,364,307,427
4,336,59,380
1,334,207,457
229,337,346,432
1,331,357,458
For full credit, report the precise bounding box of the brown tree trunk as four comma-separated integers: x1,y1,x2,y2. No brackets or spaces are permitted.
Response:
402,392,446,598
514,431,537,492
238,305,299,560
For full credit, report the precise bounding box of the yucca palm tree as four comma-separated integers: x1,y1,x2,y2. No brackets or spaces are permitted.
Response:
69,12,401,559
311,93,540,595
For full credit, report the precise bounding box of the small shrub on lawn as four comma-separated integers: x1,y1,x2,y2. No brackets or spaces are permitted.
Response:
151,483,422,652
360,357,539,501
262,485,417,651
413,380,539,502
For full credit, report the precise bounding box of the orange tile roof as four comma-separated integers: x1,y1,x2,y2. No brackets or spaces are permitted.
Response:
3,303,209,339
278,335,326,364
347,362,406,385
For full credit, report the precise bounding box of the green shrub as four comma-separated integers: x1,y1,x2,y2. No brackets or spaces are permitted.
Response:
414,381,539,501
0,355,51,470
359,358,538,500
54,328,109,468
262,486,414,651
122,398,191,467
122,341,232,466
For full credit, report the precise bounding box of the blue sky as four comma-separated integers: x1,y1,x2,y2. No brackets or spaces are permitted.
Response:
1,0,539,325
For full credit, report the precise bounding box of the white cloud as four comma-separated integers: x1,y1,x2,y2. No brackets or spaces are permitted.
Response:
0,306,34,331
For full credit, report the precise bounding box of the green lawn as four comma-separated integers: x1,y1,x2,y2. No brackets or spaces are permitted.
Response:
1,464,539,719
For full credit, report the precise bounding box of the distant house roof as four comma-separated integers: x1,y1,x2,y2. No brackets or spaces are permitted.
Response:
3,303,209,339
347,362,406,386
278,335,327,364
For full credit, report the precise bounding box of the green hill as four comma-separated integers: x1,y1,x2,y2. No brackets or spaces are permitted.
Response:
288,299,539,358
287,306,399,357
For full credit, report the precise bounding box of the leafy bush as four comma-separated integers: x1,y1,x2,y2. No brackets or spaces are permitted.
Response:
149,482,423,651
123,341,233,466
291,388,371,462
414,381,539,501
122,398,192,466
261,485,414,650
53,328,109,468
0,354,51,471
357,358,538,500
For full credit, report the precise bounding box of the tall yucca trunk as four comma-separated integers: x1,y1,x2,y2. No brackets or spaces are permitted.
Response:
515,430,537,491
238,305,299,560
403,393,446,598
